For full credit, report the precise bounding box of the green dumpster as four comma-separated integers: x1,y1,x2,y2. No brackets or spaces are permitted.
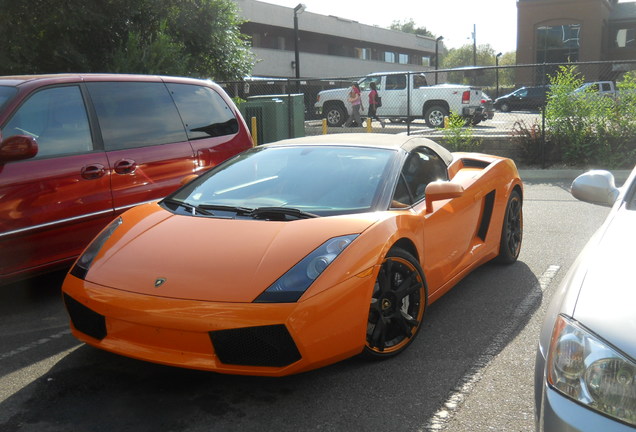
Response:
239,94,305,144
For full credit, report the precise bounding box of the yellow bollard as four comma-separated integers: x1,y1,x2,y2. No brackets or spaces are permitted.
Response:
322,118,327,135
251,116,258,146
366,118,372,133
443,116,449,129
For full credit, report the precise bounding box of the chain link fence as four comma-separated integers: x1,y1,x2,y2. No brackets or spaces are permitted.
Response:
219,60,636,167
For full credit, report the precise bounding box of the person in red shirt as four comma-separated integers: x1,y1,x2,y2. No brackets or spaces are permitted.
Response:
368,81,386,128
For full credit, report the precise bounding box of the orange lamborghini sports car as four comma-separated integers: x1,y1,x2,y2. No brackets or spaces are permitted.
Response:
62,134,523,377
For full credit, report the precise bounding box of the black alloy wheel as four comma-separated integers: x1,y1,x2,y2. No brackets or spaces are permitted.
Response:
364,248,427,359
497,189,523,264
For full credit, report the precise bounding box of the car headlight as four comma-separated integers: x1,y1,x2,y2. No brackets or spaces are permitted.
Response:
70,217,123,280
254,234,358,303
547,314,636,426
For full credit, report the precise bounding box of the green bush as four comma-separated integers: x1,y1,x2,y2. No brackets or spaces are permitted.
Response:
545,66,636,168
442,113,481,152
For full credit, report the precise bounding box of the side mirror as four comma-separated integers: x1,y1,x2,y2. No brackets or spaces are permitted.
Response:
180,174,199,186
0,135,38,163
571,170,619,207
425,181,464,213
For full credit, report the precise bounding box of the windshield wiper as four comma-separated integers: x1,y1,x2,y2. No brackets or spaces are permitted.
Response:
162,198,215,216
249,207,318,220
197,204,253,215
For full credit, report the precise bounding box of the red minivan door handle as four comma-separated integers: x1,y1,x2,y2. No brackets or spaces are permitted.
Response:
81,163,106,180
114,159,137,175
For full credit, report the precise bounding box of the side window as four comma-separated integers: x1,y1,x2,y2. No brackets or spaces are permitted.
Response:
358,76,381,92
2,86,92,158
87,82,187,150
167,83,239,140
413,74,427,88
385,75,406,90
517,89,529,98
394,147,449,205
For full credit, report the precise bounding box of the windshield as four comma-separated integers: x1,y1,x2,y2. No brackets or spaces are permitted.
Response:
0,86,17,112
168,145,396,217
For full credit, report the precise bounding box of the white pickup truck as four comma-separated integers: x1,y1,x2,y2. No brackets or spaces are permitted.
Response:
314,72,483,128
574,81,618,96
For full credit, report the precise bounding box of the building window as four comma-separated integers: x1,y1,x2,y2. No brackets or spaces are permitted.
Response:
276,36,286,50
385,52,396,63
615,28,636,48
355,47,370,60
398,53,409,64
536,24,581,63
421,56,431,67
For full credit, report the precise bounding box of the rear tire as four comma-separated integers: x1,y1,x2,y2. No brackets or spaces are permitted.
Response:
424,105,448,128
363,248,427,359
496,190,523,264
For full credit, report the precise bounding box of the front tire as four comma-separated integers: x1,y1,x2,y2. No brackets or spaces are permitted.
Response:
424,105,448,128
363,248,427,359
496,189,523,264
324,104,346,127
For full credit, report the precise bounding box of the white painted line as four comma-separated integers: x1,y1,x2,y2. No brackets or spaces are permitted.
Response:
539,265,561,291
0,329,71,361
420,264,561,431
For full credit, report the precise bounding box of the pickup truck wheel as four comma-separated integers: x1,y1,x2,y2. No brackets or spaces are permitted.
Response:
325,105,346,127
424,105,447,128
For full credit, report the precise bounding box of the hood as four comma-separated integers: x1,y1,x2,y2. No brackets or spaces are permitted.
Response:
87,205,381,303
572,206,636,360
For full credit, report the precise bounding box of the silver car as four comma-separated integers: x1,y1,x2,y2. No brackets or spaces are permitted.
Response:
534,167,636,431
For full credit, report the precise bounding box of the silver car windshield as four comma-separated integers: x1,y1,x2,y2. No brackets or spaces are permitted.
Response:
171,145,396,216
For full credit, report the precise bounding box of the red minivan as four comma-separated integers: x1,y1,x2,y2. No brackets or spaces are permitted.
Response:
0,74,253,284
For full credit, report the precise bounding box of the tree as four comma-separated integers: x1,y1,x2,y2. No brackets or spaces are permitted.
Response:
441,44,515,88
389,19,435,38
0,0,254,80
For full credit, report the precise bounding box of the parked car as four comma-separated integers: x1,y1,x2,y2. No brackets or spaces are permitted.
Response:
472,92,495,125
0,74,253,285
494,85,550,112
534,167,636,431
62,133,523,377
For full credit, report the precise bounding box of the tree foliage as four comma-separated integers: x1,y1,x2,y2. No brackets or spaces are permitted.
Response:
389,19,435,38
0,0,254,80
545,65,636,167
441,44,515,89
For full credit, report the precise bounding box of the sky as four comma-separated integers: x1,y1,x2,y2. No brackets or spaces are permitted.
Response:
258,0,519,53
257,0,633,54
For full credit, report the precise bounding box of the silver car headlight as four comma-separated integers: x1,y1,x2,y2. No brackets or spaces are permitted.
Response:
547,314,636,426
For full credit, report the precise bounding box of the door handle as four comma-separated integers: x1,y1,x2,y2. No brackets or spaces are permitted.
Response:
114,159,137,175
81,164,106,180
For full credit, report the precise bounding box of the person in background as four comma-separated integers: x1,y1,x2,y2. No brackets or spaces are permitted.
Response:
367,81,385,128
344,83,363,127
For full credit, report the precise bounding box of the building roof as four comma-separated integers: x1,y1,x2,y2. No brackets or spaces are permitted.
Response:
610,2,636,21
235,0,436,52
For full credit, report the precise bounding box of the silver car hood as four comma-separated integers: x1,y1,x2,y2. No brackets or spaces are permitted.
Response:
572,205,636,360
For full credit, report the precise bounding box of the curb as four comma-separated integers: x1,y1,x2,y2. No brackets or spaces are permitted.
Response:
519,169,631,184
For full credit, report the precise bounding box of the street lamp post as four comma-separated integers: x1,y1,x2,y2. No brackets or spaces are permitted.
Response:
495,52,502,98
293,3,306,84
435,36,444,84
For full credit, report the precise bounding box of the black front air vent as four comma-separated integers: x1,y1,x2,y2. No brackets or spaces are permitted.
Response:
210,324,301,367
63,294,107,340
